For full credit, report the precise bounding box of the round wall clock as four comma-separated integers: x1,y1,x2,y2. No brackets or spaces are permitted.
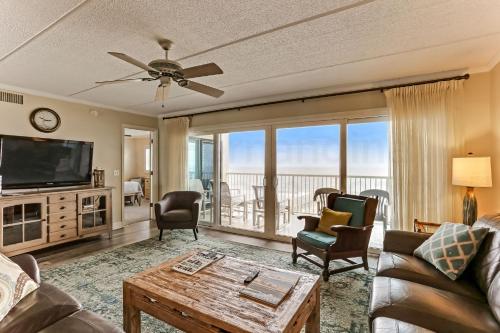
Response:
30,108,61,133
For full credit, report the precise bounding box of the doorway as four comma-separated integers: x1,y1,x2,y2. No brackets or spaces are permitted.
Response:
122,127,155,225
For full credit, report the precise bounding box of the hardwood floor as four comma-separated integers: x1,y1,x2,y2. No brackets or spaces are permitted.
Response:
33,220,378,270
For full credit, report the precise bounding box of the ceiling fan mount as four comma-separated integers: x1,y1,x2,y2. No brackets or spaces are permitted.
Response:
96,38,224,105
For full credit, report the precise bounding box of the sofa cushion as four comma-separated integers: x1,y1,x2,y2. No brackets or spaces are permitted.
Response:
0,283,81,333
0,253,39,321
161,209,192,222
372,317,435,333
297,230,336,249
377,251,484,300
333,197,365,227
414,222,489,280
369,277,500,333
38,310,122,333
470,214,500,294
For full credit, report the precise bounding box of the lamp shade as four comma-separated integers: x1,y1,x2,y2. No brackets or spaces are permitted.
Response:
452,156,492,187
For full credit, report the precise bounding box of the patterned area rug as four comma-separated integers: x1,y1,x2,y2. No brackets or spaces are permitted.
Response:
41,230,374,332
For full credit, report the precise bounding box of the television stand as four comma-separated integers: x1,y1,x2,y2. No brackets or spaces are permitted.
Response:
0,187,113,256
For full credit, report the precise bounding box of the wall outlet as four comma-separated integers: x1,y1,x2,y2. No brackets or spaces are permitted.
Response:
113,169,120,176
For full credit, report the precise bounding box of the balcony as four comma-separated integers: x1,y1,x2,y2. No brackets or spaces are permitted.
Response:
192,172,390,248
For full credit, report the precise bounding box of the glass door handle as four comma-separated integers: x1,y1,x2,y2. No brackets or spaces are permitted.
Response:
273,176,278,188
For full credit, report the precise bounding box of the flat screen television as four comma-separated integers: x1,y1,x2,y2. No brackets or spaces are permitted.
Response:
0,135,93,189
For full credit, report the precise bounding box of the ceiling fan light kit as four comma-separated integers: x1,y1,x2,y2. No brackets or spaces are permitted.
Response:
96,39,224,107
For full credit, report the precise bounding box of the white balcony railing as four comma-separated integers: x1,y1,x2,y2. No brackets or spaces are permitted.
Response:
224,172,390,215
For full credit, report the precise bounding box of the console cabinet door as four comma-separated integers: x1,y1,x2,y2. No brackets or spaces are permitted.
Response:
0,197,47,253
77,190,111,235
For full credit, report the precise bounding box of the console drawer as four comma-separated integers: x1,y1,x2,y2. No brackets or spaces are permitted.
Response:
48,212,77,223
48,220,77,233
48,193,76,204
49,228,77,243
48,202,76,214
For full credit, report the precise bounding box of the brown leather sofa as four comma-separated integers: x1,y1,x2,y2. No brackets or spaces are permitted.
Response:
369,214,500,333
0,254,122,333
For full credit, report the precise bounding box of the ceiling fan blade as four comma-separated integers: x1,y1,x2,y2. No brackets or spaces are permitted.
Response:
182,63,223,79
182,80,224,98
95,78,153,85
108,52,158,73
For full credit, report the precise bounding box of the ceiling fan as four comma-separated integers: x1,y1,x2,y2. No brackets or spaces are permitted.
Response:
96,39,224,106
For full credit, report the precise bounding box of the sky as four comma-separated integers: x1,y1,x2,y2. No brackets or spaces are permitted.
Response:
226,122,389,176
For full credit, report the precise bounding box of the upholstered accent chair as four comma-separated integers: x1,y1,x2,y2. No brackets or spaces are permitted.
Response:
292,193,378,281
154,191,202,240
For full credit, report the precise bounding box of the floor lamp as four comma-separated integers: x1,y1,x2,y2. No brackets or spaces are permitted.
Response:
452,156,492,225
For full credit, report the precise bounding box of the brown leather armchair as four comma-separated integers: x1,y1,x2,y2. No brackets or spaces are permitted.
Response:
154,191,202,240
292,193,378,281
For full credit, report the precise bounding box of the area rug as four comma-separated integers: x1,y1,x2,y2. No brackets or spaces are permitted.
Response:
41,230,374,333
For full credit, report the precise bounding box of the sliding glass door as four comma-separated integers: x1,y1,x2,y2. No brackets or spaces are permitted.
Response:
274,123,341,237
218,130,266,233
188,134,215,224
188,115,389,246
346,120,390,248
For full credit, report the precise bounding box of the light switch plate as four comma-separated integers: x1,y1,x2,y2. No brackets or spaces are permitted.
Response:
113,169,119,176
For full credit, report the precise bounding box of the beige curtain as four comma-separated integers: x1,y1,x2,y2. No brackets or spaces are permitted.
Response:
385,81,464,231
162,117,189,192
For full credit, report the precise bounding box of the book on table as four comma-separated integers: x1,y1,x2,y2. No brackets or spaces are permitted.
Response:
172,250,225,275
239,270,300,307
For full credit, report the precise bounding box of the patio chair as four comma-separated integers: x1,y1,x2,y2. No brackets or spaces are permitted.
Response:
189,178,210,220
292,193,378,281
359,189,389,231
313,187,340,215
211,181,247,225
251,185,290,229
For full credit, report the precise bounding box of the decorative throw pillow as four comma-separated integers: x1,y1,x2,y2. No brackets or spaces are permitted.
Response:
414,222,489,280
316,207,352,236
0,254,39,321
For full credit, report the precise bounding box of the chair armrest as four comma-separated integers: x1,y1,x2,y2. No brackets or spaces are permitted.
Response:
330,225,373,233
413,219,441,233
298,215,320,231
10,254,40,284
154,199,170,220
383,230,431,255
192,198,202,221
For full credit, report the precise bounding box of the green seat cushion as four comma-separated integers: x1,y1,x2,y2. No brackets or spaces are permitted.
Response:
297,230,336,249
333,197,366,227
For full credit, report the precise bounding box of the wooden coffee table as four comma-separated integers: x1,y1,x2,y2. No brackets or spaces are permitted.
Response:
123,251,320,333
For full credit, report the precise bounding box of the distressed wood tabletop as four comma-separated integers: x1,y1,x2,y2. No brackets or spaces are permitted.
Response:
123,251,321,333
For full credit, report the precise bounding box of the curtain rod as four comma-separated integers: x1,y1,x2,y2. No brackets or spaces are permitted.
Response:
162,73,469,120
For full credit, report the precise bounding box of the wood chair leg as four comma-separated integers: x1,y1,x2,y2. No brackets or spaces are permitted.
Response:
292,238,298,264
362,254,369,271
322,256,331,282
159,228,163,241
193,228,198,240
